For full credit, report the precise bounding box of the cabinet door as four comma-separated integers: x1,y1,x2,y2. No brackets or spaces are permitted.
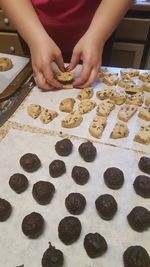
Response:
110,42,144,68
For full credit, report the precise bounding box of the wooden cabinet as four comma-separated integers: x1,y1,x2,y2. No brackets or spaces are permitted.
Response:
0,8,25,56
110,15,150,69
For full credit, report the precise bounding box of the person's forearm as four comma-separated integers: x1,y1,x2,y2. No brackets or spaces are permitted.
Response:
0,0,49,47
87,0,132,45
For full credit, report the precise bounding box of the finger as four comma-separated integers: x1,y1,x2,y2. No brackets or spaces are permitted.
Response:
55,53,65,72
67,51,81,71
42,64,63,89
78,68,98,88
73,63,92,87
35,72,54,91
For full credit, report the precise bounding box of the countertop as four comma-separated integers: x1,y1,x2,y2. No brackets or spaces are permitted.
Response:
131,1,150,11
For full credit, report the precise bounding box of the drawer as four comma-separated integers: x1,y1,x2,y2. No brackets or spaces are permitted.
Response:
116,18,150,41
0,32,24,55
0,9,15,31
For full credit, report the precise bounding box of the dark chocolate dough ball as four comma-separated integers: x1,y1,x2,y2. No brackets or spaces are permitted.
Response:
20,153,41,172
65,193,86,215
42,243,64,267
58,216,81,245
138,157,150,175
123,246,150,267
78,141,97,162
127,206,150,232
95,194,118,220
84,232,108,258
32,181,55,205
104,167,124,189
55,138,73,156
49,160,66,178
133,175,150,198
9,173,28,193
71,166,90,185
0,198,12,221
22,212,44,238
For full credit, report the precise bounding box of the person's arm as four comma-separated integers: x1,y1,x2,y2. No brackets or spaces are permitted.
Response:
0,0,65,90
69,0,132,88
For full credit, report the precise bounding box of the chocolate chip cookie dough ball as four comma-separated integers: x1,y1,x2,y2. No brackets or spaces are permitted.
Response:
42,243,64,267
78,141,97,162
55,138,73,156
20,153,41,172
0,198,12,221
65,193,86,215
71,166,90,185
58,216,81,245
32,181,55,205
139,157,150,175
104,167,124,189
22,212,44,238
123,246,150,267
127,206,150,232
95,194,118,220
84,233,108,258
9,173,29,194
133,175,150,198
49,160,66,178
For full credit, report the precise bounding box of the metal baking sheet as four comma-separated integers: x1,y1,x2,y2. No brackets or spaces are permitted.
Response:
0,53,29,94
0,129,149,267
9,66,150,153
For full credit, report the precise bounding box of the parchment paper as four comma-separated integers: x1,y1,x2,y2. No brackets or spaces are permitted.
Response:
0,129,149,267
9,66,150,153
0,53,29,94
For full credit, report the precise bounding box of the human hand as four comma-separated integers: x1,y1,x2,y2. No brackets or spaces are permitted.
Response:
30,36,65,90
67,33,104,88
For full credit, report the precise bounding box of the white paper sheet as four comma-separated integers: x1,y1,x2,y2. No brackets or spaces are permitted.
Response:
0,129,149,267
0,53,29,94
9,65,150,153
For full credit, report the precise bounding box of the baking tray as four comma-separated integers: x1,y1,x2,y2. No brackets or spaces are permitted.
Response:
0,129,149,267
0,53,30,97
9,66,150,153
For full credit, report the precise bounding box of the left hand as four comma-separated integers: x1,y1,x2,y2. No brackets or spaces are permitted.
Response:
67,32,104,88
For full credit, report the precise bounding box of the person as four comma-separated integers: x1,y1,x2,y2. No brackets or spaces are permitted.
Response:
1,0,132,90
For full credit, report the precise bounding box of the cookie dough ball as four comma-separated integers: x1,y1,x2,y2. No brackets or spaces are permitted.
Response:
95,194,118,220
0,198,12,221
138,157,150,175
84,233,108,258
71,166,90,185
42,243,64,267
56,71,74,85
20,153,41,173
133,175,150,198
55,138,73,156
65,193,86,215
123,246,150,267
104,167,124,189
22,212,44,238
127,206,150,232
58,216,81,245
9,173,29,194
0,57,13,71
32,181,55,205
78,141,97,162
49,160,66,178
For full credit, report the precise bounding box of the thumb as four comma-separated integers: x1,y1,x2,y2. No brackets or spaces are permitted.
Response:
68,51,81,71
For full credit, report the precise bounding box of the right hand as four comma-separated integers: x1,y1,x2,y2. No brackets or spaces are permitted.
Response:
30,36,65,90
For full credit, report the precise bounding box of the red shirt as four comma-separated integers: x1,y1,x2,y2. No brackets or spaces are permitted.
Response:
31,0,100,54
